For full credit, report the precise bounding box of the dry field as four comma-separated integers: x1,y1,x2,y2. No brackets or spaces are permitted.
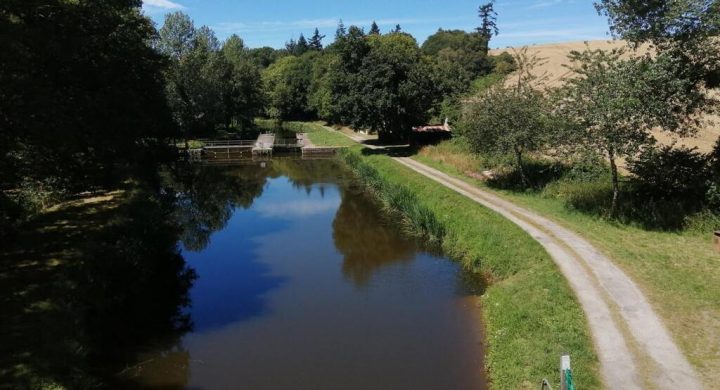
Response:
492,40,720,152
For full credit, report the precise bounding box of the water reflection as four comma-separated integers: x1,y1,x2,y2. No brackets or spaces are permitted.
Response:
1,159,486,389
333,186,417,286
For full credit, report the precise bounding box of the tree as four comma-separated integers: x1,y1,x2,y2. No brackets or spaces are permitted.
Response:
309,28,325,51
285,38,297,55
263,54,316,120
296,34,310,56
595,0,719,46
335,19,347,40
460,48,550,186
421,29,494,77
369,21,381,35
221,35,264,130
556,47,706,215
159,14,227,139
595,1,720,87
0,0,174,198
247,47,284,69
330,31,434,141
477,1,498,52
392,24,402,33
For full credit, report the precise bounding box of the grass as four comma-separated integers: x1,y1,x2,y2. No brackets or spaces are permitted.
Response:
341,146,601,390
413,141,720,387
282,121,357,147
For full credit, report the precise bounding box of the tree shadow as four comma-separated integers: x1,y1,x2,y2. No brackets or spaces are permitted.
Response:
0,189,196,389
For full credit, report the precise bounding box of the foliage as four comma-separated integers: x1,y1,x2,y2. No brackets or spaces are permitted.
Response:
0,0,175,195
595,0,719,45
421,29,494,77
555,47,705,215
159,13,264,138
461,49,551,186
221,35,265,130
262,53,316,120
327,30,436,141
628,144,710,203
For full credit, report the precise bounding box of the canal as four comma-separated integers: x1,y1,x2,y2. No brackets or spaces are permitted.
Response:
131,158,487,389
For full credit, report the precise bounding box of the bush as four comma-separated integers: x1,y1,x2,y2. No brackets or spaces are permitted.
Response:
627,145,709,203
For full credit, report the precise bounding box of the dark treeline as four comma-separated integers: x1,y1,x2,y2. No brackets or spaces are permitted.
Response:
0,0,512,235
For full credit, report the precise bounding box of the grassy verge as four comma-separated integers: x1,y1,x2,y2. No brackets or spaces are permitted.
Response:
254,119,356,147
414,141,720,386
341,146,601,389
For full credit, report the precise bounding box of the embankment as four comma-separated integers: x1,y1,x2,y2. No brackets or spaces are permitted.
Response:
340,146,601,389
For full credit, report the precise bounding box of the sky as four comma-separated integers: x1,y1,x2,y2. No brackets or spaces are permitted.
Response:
141,0,613,49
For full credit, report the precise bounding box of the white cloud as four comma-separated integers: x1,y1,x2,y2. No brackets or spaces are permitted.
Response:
143,0,184,10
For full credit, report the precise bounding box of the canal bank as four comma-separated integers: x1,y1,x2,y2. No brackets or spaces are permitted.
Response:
338,146,601,389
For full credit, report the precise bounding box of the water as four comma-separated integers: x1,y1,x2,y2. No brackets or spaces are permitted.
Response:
132,159,487,389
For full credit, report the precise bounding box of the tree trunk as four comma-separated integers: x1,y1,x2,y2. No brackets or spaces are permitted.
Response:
514,146,528,188
609,151,620,218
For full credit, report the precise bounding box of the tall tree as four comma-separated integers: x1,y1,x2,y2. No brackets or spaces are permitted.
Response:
221,35,264,130
285,38,297,55
369,21,381,35
477,1,498,50
309,28,325,51
595,0,720,88
335,19,347,40
329,31,434,141
159,14,227,139
296,33,310,56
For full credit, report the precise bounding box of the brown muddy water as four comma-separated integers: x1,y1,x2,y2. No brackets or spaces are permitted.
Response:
130,159,487,389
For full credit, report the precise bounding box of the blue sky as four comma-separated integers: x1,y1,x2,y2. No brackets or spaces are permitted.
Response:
142,0,612,49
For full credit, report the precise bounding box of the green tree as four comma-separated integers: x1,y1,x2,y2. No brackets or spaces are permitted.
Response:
369,21,381,35
262,54,315,120
159,15,228,139
247,47,285,69
421,29,494,77
556,47,708,215
221,35,264,130
595,1,720,87
477,1,498,53
0,0,174,200
296,34,310,55
460,49,550,187
309,28,325,51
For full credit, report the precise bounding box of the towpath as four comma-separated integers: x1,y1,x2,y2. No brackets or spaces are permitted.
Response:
331,126,701,389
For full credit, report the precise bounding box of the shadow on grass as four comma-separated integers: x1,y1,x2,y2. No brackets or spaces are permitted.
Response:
0,188,196,390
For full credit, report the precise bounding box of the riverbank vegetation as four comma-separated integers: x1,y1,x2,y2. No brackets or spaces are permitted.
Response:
341,147,601,389
403,3,720,382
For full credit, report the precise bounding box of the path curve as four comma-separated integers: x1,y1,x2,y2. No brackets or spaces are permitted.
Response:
392,157,701,389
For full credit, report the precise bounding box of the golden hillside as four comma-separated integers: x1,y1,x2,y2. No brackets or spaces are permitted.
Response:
491,40,719,152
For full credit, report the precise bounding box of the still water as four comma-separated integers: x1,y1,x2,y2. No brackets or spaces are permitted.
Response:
136,159,487,389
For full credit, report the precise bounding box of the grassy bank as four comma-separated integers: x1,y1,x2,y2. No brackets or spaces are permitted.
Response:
255,119,357,148
340,146,601,389
414,140,720,386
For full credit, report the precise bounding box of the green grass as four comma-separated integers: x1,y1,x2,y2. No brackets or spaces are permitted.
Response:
255,119,356,147
413,144,720,386
341,146,601,390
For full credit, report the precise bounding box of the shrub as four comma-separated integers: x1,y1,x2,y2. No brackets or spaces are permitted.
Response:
627,144,709,203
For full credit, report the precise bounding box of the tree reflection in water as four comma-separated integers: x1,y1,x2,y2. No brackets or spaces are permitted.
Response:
333,185,419,286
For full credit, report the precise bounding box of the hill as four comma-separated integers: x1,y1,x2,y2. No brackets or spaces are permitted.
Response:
491,40,720,152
